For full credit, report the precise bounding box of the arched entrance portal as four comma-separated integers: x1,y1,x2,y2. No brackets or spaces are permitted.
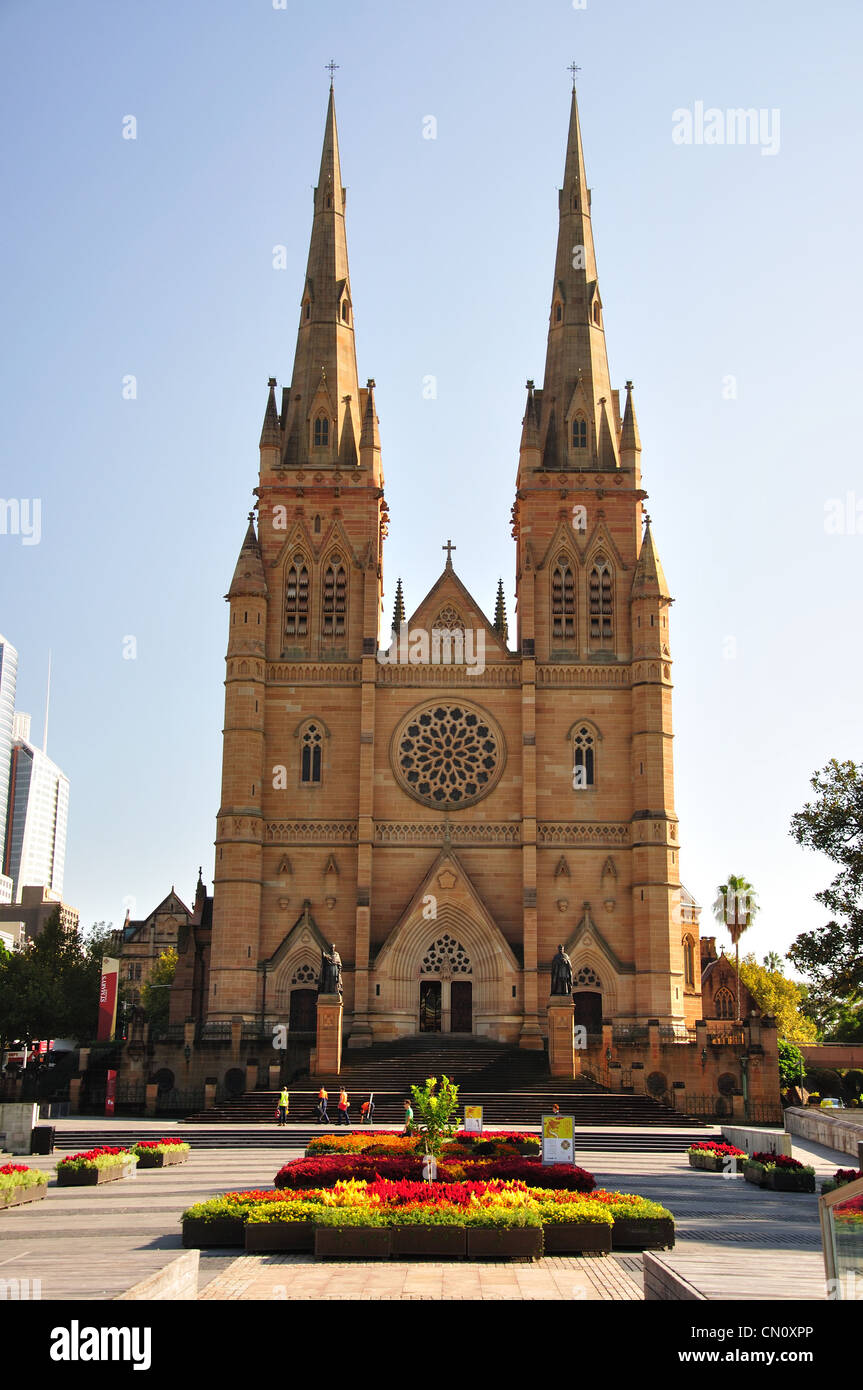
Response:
418,934,473,1034
573,991,602,1031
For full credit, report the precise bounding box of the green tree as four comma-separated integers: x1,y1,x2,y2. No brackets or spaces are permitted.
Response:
763,951,784,973
713,875,759,1019
788,759,863,999
777,1039,806,1090
139,947,178,1036
737,954,817,1042
409,1075,461,1160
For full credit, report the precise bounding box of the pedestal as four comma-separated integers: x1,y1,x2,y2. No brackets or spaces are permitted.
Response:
547,996,576,1079
313,993,343,1076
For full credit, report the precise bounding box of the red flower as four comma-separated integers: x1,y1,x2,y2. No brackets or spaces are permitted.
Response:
751,1152,805,1169
0,1163,30,1175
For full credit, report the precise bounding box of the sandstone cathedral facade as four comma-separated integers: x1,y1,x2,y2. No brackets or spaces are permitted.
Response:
165,79,707,1063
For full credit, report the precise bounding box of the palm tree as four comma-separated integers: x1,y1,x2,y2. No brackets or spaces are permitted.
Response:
763,951,783,973
713,875,759,1021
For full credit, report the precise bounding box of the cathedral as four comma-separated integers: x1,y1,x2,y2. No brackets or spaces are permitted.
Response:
166,77,706,1062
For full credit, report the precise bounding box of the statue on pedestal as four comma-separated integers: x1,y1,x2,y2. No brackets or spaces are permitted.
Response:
318,944,343,996
550,944,573,996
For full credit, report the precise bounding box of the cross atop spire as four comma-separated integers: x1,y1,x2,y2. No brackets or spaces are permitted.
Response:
325,58,339,88
567,61,581,90
442,539,457,566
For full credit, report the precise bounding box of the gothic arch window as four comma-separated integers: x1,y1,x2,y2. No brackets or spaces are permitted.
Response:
300,722,323,784
341,301,349,322
554,302,563,323
552,554,576,644
572,416,587,450
593,301,601,325
683,935,695,989
421,935,472,976
589,554,613,647
314,514,321,533
714,986,735,1020
322,551,347,638
572,723,596,789
285,553,310,639
304,303,310,320
314,415,329,448
291,962,318,986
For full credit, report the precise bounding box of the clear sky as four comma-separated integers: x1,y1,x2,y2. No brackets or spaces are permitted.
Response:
1,0,860,970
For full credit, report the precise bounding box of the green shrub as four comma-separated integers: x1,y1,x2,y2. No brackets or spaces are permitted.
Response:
533,1200,613,1227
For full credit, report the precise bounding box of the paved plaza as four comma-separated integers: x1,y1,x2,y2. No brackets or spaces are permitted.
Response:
0,1117,848,1301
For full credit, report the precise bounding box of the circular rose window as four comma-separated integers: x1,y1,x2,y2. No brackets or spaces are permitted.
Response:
391,701,505,809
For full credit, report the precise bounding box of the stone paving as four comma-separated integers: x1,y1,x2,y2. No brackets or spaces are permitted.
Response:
0,1119,849,1301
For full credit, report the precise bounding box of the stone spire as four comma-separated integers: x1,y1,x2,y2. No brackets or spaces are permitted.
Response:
620,379,641,473
493,579,508,643
538,82,618,471
259,377,280,447
227,514,267,599
631,517,671,601
280,84,362,469
392,578,405,630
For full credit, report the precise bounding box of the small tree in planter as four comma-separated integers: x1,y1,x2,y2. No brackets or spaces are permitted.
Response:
409,1076,460,1170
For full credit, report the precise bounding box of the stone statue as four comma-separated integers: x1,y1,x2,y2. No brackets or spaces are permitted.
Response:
318,944,343,996
550,944,573,995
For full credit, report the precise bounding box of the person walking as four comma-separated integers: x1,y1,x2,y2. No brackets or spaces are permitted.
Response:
403,1099,414,1136
317,1086,329,1124
337,1087,351,1127
277,1087,290,1127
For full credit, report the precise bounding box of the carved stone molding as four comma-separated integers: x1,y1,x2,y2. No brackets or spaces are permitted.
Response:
538,823,630,846
537,665,629,687
375,822,521,846
268,663,361,683
376,665,520,687
266,821,358,843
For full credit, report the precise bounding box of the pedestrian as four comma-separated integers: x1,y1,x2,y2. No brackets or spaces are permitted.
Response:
317,1086,329,1124
337,1087,350,1127
403,1099,414,1135
277,1087,290,1127
361,1096,375,1124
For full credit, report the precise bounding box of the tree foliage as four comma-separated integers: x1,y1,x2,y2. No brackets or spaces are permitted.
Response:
139,947,178,1035
736,954,817,1043
777,1039,806,1089
0,911,114,1048
409,1075,461,1159
788,759,863,998
713,874,759,943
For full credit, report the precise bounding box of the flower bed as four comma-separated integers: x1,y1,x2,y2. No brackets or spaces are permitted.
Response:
304,1130,541,1160
0,1163,49,1209
182,1178,673,1256
129,1138,191,1169
56,1147,138,1186
821,1168,863,1195
743,1153,816,1193
687,1141,746,1173
276,1153,596,1192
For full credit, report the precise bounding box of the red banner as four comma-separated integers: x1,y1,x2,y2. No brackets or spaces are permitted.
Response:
97,958,119,1041
105,1068,117,1116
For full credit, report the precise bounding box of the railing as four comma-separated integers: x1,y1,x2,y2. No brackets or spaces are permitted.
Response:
611,1025,649,1044
705,1026,747,1047
156,1087,204,1113
660,1024,693,1043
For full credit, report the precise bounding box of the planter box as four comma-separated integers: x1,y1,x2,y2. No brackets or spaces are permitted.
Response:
611,1217,675,1251
542,1222,612,1254
57,1161,136,1187
688,1151,721,1171
182,1216,245,1248
766,1170,815,1193
1,1184,47,1210
135,1149,189,1169
245,1221,315,1253
466,1227,543,1261
743,1163,765,1187
315,1226,392,1260
391,1225,466,1259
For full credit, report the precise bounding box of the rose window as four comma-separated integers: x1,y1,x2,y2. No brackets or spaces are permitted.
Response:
291,963,318,985
392,701,505,809
435,605,464,631
421,935,472,975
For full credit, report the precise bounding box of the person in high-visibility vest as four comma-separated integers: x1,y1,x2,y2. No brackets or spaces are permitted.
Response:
277,1088,289,1127
317,1087,329,1124
337,1088,350,1126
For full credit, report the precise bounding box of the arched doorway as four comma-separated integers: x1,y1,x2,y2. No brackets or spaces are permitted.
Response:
419,980,442,1032
289,988,317,1032
573,991,602,1031
419,934,473,1033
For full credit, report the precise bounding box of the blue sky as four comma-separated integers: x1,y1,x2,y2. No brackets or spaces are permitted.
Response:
1,0,861,968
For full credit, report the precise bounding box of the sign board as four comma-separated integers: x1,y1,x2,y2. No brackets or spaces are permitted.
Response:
464,1105,483,1134
105,1068,117,1117
97,958,120,1041
541,1113,576,1165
